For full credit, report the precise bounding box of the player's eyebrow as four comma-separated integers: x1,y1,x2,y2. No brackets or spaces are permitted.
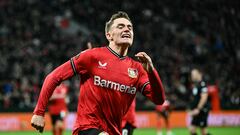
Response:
117,23,125,27
116,23,133,29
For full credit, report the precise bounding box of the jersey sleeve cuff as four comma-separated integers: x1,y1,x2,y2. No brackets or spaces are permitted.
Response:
140,81,150,94
70,58,77,75
33,109,45,116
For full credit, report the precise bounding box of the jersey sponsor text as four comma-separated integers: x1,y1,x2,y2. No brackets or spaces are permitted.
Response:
94,75,136,94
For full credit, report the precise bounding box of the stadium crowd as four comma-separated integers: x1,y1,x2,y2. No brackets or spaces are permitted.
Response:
0,0,239,111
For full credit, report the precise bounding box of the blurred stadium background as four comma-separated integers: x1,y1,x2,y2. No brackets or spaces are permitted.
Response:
0,0,239,134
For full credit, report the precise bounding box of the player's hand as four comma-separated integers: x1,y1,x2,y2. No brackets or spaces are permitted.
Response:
189,109,200,116
135,52,154,73
87,42,93,49
31,114,45,133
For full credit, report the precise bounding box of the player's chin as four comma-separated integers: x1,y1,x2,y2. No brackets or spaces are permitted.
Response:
119,41,133,47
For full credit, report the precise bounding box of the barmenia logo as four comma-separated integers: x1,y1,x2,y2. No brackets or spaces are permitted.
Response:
94,75,136,94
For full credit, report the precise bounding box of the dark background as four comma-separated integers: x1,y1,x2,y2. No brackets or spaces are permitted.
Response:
0,0,239,112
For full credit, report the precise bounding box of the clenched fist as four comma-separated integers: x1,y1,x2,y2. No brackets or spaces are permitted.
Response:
31,114,45,133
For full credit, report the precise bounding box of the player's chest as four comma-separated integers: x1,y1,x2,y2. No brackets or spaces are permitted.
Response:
192,86,201,96
90,58,139,85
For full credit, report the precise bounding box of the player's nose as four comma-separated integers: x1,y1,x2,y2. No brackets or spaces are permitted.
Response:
122,26,131,32
122,30,131,36
125,29,131,33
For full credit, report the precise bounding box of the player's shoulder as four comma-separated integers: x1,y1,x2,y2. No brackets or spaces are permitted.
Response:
200,81,207,87
128,57,142,67
199,81,208,93
75,46,106,58
82,46,105,54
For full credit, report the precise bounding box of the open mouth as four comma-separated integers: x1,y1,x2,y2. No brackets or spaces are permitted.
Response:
121,34,131,39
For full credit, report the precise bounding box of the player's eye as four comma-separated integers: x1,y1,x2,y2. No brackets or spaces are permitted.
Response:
117,25,124,29
128,25,132,30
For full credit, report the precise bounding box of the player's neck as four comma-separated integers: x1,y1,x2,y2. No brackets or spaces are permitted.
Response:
108,43,129,56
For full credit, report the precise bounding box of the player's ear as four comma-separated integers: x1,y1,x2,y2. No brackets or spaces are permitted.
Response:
106,32,113,42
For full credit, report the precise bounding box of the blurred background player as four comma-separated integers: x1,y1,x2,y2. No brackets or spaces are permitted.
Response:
156,100,173,135
122,99,137,135
48,81,69,135
188,69,211,135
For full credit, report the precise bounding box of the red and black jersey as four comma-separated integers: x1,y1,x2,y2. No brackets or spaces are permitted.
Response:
122,98,136,128
48,83,68,115
155,100,170,112
33,46,165,135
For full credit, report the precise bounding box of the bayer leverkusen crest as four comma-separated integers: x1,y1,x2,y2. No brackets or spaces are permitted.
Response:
128,68,138,78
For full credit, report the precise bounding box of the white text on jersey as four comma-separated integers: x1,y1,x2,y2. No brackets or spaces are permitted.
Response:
94,75,136,94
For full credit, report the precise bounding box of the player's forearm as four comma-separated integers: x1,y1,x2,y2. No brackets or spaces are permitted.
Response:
33,61,74,116
197,93,208,110
148,69,165,105
34,73,59,116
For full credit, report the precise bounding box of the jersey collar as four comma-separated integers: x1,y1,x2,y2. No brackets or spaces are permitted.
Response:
106,46,127,60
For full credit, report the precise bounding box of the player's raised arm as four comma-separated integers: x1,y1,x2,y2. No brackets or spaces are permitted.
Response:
135,52,165,105
31,60,75,132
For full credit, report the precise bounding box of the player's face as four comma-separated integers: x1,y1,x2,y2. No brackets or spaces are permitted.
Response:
108,18,134,46
191,69,201,82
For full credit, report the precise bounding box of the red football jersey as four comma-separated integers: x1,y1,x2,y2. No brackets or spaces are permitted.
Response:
122,98,136,128
155,100,170,112
34,46,165,135
48,83,68,115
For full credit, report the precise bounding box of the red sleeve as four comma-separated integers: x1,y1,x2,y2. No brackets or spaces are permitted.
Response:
70,49,93,75
33,61,74,116
34,49,93,116
138,67,165,105
155,105,163,112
